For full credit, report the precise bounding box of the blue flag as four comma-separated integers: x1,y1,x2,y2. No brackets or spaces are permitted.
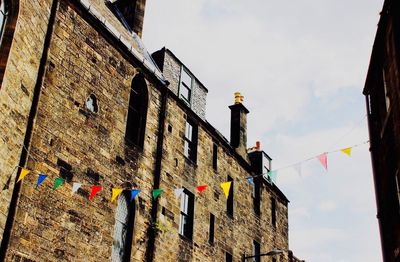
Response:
36,174,47,189
131,189,141,201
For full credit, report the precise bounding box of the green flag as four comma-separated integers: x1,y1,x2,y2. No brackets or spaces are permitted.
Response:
52,177,64,190
152,189,164,200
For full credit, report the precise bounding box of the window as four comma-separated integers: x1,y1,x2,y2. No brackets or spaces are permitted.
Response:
179,189,194,239
212,143,218,170
263,152,271,175
382,69,390,112
225,252,232,262
125,74,148,149
0,0,18,85
253,181,261,216
252,240,261,262
179,67,192,104
209,213,215,244
86,94,98,113
396,170,400,209
0,1,6,40
227,176,234,217
271,198,276,228
183,119,197,163
112,192,135,262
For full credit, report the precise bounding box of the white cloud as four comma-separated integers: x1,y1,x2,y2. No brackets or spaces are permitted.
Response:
143,0,383,260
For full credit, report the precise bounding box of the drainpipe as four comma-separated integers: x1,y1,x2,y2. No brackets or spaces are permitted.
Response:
145,87,168,262
0,0,60,260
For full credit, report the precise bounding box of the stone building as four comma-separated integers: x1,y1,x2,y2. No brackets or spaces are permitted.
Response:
0,0,300,261
363,0,400,261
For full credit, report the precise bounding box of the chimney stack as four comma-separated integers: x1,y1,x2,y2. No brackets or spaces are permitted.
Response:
229,92,249,159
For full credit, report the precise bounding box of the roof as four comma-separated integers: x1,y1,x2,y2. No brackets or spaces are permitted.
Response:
76,0,166,84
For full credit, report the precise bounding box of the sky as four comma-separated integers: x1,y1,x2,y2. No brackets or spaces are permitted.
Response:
142,1,383,261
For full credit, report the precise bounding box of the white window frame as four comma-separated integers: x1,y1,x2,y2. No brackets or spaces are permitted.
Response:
179,66,193,105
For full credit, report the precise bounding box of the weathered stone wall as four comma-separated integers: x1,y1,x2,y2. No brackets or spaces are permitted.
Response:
0,0,53,244
4,2,162,260
153,97,289,261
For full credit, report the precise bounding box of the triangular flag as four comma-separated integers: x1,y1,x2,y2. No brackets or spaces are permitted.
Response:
111,188,123,202
131,189,141,201
317,153,328,171
268,170,278,184
174,188,184,199
220,182,232,199
246,177,254,185
35,174,47,189
341,147,352,156
89,185,102,200
72,182,81,195
17,168,30,182
196,185,208,193
293,163,302,177
152,189,164,200
52,177,64,190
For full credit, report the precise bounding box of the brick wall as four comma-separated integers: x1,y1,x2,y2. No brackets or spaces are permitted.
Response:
0,0,53,244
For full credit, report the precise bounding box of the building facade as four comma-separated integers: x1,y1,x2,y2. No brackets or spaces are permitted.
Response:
0,0,298,261
363,0,400,261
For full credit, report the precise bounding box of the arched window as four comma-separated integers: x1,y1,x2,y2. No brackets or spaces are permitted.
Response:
112,192,135,262
125,74,148,149
0,0,18,86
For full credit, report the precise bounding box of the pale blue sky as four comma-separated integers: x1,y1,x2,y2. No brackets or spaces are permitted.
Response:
143,1,383,260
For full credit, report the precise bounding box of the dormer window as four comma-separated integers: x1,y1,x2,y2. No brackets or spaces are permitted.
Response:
107,0,137,33
179,67,192,105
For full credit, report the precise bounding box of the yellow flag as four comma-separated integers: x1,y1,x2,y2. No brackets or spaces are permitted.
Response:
221,182,232,199
341,147,352,156
111,188,123,202
17,168,30,182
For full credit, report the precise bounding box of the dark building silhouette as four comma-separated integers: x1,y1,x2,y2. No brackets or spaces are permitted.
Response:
364,0,400,261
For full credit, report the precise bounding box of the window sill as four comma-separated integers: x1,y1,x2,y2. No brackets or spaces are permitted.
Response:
184,156,198,168
178,233,193,243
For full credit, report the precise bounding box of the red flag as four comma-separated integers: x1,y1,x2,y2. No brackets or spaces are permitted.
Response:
317,153,328,171
196,185,207,193
89,185,102,200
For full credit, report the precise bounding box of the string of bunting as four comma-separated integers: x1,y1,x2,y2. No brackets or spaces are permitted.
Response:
246,140,370,185
14,167,234,202
12,140,368,203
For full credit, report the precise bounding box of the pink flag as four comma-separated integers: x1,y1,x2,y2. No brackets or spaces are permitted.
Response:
317,153,328,171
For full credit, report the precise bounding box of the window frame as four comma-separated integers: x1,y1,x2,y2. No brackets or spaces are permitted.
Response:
227,175,234,217
208,213,215,244
252,240,261,262
179,66,193,105
183,118,198,163
179,188,195,239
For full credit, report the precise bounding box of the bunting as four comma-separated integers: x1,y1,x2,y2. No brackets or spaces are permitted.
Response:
131,189,141,201
174,188,184,199
196,185,207,193
72,182,82,195
268,170,277,183
341,147,352,156
17,168,30,182
111,188,123,202
36,174,47,189
220,182,232,199
293,163,302,177
152,189,164,200
246,177,254,185
52,177,64,190
89,185,102,200
317,153,328,171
